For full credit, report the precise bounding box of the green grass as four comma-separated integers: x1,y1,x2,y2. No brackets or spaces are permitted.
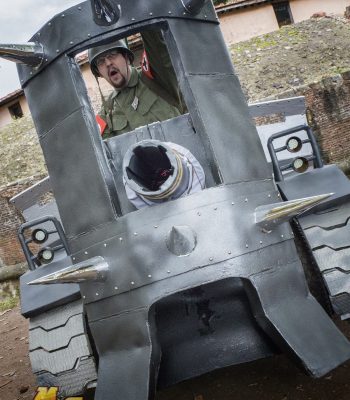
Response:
0,295,19,312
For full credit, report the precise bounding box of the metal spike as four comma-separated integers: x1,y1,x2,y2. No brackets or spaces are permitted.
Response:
0,43,44,67
27,256,109,285
255,193,333,230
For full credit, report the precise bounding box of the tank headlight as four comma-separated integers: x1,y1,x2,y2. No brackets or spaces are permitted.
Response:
286,136,302,153
292,157,309,173
37,247,54,264
32,228,49,244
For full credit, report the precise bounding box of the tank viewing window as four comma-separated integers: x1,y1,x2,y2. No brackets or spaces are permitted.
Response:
273,1,293,27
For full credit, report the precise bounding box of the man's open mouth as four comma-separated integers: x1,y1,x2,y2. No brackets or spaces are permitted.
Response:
109,69,119,78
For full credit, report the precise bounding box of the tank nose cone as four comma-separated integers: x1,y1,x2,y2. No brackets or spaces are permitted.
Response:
0,43,44,67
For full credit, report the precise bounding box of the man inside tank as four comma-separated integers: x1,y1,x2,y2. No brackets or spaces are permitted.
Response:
88,30,186,138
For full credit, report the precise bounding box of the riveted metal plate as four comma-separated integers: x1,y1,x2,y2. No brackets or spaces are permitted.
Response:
74,183,293,303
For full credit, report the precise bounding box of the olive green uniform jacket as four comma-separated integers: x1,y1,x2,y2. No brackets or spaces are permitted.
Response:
99,31,185,138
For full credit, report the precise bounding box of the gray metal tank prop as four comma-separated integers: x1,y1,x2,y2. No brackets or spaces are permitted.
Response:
2,1,350,399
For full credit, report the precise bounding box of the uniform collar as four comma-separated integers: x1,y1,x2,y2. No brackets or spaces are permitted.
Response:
112,67,139,98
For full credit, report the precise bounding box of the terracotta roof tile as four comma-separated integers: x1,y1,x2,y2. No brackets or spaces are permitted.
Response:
0,88,24,106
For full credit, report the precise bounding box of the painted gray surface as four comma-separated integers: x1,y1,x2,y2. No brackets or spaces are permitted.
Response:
8,0,350,398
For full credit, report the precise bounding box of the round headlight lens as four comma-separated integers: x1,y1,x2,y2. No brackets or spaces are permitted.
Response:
286,136,302,153
37,247,54,264
32,228,49,244
293,157,309,173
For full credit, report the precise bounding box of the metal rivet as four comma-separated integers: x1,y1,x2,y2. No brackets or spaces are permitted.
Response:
134,232,138,236
119,237,123,242
72,257,76,261
260,241,263,244
48,22,52,26
214,207,217,210
281,234,284,238
84,251,88,255
131,17,136,21
88,33,91,37
30,72,33,75
148,274,152,278
96,293,99,296
197,212,201,216
56,49,60,53
104,243,107,247
231,202,235,205
228,251,232,255
245,198,248,202
204,15,207,18
78,6,82,10
131,281,135,285
277,193,281,197
149,12,153,15
61,14,65,17
245,244,249,248
70,41,74,45
209,257,213,261
83,296,86,299
168,11,172,14
45,58,48,62
154,225,158,229
38,33,41,36
268,194,271,198
167,270,171,274
21,79,24,83
114,286,118,290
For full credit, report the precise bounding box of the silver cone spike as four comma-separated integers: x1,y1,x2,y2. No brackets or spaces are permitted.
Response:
27,256,109,285
0,43,44,67
255,193,334,230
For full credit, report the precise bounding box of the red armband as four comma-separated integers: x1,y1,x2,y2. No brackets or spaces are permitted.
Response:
141,50,154,80
96,115,107,136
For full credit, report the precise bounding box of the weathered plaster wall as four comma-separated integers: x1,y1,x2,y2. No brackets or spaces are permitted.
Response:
219,5,279,44
290,0,349,23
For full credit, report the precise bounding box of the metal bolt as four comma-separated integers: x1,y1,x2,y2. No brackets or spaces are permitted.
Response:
154,225,158,229
231,202,235,205
183,12,187,15
72,257,76,261
96,293,99,296
70,41,74,45
209,257,213,261
30,72,33,75
245,198,248,202
228,251,232,255
260,241,263,245
281,234,284,238
48,22,52,26
148,274,152,278
83,296,86,299
104,243,107,247
268,194,271,198
168,11,172,14
84,251,88,255
277,193,281,197
119,237,123,242
245,244,249,248
38,33,41,36
131,17,136,21
78,6,82,10
114,286,118,290
204,15,207,18
61,14,65,17
56,50,60,53
167,270,171,274
149,12,153,15
45,58,48,62
131,281,135,285
134,232,138,236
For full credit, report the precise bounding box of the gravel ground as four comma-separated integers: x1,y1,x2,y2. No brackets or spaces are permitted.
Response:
1,305,350,400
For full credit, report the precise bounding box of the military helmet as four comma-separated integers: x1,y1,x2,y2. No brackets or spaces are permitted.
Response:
88,39,134,77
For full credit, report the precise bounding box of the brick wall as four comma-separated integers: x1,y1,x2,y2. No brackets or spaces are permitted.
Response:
0,177,44,267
